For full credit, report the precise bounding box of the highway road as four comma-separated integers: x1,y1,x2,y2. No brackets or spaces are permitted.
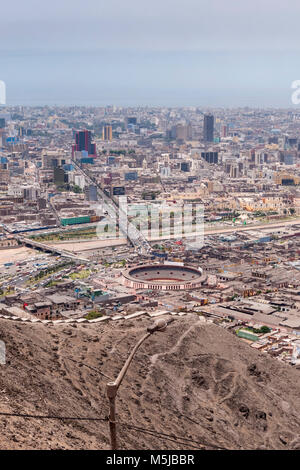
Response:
15,236,89,262
71,159,151,255
203,218,300,236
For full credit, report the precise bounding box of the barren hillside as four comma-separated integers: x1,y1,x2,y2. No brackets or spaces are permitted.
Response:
0,315,299,450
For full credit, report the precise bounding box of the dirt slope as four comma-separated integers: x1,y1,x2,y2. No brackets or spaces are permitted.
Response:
0,315,299,450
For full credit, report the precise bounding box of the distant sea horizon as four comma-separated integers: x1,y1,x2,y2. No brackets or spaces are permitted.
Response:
1,49,299,108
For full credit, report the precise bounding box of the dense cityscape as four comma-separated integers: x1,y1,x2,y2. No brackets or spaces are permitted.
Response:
0,106,299,367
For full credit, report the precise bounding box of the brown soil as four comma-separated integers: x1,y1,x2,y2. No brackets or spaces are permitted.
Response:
0,315,299,450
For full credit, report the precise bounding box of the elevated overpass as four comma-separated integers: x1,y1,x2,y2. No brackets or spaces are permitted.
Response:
72,159,151,255
15,236,89,263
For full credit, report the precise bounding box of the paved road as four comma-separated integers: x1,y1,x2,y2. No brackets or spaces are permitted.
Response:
71,159,151,255
203,218,300,236
15,236,89,262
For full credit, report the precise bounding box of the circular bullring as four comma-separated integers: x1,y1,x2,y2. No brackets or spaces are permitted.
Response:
122,264,206,290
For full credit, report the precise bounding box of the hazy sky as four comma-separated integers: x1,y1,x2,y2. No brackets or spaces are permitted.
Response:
1,0,300,106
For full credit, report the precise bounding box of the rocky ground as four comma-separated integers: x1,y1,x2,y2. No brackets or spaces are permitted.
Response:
0,314,299,450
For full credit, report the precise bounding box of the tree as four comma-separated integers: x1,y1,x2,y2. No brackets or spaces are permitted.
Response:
260,326,271,334
72,184,82,193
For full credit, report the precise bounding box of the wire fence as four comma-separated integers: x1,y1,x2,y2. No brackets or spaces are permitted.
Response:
0,343,229,449
0,410,228,450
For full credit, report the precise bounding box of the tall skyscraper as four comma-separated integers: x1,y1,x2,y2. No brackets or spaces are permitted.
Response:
203,114,214,142
102,125,112,141
72,130,96,156
221,124,228,138
54,167,67,186
201,151,218,164
169,123,192,142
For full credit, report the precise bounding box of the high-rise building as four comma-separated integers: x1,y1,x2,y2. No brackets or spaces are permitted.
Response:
203,114,214,142
84,185,98,201
54,167,67,186
42,150,69,169
221,124,228,138
180,162,190,172
102,125,112,141
201,151,218,164
0,169,9,183
169,123,193,142
72,130,96,156
280,151,295,165
175,124,187,141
